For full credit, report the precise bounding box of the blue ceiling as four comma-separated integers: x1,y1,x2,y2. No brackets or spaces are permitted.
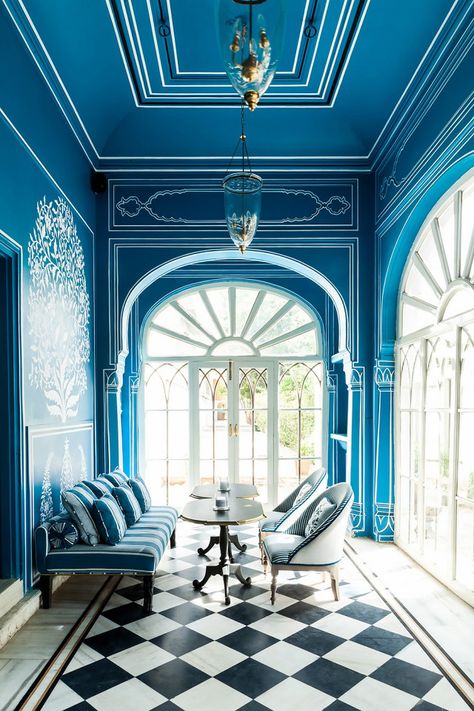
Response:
3,0,456,168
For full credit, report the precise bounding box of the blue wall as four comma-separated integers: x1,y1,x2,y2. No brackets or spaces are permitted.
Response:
0,4,95,588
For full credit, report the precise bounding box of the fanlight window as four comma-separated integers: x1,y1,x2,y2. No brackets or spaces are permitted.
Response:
396,174,474,604
400,176,474,337
145,284,321,359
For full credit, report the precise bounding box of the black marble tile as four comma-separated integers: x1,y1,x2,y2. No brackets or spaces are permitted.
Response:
337,600,390,624
271,583,316,600
117,583,160,601
151,626,210,656
219,602,272,625
278,601,331,624
139,658,209,698
216,658,286,698
102,601,155,626
370,658,442,697
84,628,144,657
286,626,345,655
237,702,272,711
219,627,276,656
62,659,132,698
411,702,446,710
160,600,213,625
351,625,412,655
294,658,364,697
228,583,268,601
324,701,362,711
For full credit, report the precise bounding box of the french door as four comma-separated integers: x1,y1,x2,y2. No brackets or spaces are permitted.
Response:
192,360,274,504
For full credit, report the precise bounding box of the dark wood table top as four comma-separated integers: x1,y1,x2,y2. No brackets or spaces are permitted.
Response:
181,497,264,526
191,483,258,499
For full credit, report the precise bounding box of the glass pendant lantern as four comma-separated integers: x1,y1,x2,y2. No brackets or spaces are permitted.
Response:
223,172,262,253
217,0,285,110
223,101,263,253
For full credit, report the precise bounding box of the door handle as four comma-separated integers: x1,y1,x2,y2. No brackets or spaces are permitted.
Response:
234,424,239,437
229,424,233,438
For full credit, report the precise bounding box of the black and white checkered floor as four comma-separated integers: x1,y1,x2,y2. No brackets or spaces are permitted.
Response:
45,523,470,711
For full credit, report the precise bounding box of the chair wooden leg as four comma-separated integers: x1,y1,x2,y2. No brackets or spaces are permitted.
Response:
143,575,154,612
170,528,176,549
330,566,340,601
270,567,278,605
40,575,52,609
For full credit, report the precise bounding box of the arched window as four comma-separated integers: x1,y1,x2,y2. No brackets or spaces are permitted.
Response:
396,174,474,603
142,283,325,508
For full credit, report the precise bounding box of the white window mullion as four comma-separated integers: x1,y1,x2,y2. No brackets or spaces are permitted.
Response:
454,191,462,279
419,338,427,555
189,362,199,490
449,326,461,581
431,217,452,287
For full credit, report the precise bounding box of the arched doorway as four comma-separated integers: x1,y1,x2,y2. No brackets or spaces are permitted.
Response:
395,173,474,603
141,282,325,508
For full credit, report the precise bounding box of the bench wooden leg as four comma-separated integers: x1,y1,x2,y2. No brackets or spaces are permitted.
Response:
143,575,154,612
170,528,176,549
40,575,52,609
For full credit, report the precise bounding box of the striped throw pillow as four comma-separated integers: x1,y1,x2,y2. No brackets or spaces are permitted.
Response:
62,487,100,546
102,470,128,487
92,494,127,544
128,477,151,513
82,479,113,497
112,485,142,526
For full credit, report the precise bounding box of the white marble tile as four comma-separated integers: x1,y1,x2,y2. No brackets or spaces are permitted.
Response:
152,574,190,591
187,613,243,640
181,641,246,676
372,612,410,636
88,677,166,711
109,641,174,675
123,612,180,640
423,678,473,711
247,591,297,612
252,640,318,675
150,591,187,613
158,558,192,573
64,644,104,673
323,640,391,675
86,616,119,638
249,612,307,640
42,680,84,711
172,677,250,711
394,640,439,673
311,612,370,639
340,677,419,711
102,592,131,611
0,658,45,710
256,677,335,711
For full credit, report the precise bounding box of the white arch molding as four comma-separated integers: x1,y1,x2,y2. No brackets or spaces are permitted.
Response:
118,250,350,373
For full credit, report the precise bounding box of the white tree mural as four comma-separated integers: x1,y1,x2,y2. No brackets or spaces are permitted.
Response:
59,437,74,511
39,452,54,523
28,197,90,421
78,444,87,481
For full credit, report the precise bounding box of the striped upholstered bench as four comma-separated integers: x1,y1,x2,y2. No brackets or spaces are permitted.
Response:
35,505,177,611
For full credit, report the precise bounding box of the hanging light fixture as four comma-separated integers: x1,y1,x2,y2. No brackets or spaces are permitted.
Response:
223,101,262,253
217,0,285,110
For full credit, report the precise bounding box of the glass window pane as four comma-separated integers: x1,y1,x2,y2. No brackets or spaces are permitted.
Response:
178,292,221,339
262,330,316,356
235,287,259,335
279,412,299,458
460,325,474,409
147,329,205,356
405,265,439,305
437,198,456,279
207,288,230,336
211,340,254,356
401,302,434,336
256,305,312,344
461,183,474,276
246,291,288,339
418,226,447,292
458,412,474,501
455,503,474,590
152,304,212,344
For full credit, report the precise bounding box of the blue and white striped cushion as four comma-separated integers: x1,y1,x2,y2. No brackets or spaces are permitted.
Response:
92,494,127,545
82,479,111,497
102,470,128,487
62,487,100,546
128,477,151,513
112,485,142,526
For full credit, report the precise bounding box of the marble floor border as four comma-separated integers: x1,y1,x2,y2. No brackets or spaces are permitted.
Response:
344,541,474,708
15,575,120,711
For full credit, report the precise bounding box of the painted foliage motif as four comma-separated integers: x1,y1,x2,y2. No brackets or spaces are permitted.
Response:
28,197,90,421
31,425,93,526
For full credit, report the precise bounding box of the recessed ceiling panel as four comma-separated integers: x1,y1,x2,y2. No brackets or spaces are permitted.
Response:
110,0,368,106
